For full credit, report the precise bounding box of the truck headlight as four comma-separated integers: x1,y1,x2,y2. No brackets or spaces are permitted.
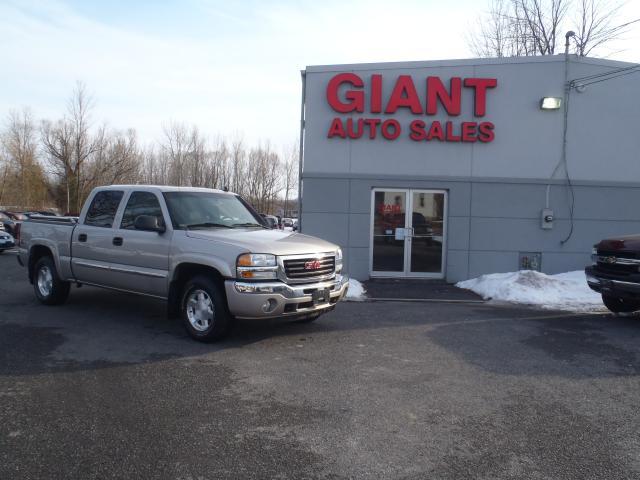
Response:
591,246,598,265
237,253,278,280
336,248,343,273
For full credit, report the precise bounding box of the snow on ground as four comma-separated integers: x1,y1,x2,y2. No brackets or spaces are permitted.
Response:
456,270,606,312
345,279,366,301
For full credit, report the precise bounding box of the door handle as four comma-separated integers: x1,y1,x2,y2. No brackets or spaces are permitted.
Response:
78,233,87,242
112,237,123,246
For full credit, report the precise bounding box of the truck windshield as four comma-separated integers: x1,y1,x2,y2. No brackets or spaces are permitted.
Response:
163,192,265,230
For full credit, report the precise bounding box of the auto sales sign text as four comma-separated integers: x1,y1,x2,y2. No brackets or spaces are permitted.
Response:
325,73,497,143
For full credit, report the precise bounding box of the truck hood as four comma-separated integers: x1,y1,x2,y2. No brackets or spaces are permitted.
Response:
597,234,640,252
185,228,339,256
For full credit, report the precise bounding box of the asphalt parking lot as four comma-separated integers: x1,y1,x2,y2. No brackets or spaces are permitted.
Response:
2,252,640,480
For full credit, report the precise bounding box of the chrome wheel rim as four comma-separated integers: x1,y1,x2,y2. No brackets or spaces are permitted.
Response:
37,266,53,297
186,289,215,332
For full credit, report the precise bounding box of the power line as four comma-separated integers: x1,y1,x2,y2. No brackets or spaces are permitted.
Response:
574,67,640,87
570,64,640,84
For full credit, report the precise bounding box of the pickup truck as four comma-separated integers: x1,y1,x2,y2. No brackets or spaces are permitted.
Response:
586,234,640,314
18,185,348,341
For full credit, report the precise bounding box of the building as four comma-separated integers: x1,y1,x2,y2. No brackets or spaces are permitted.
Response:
298,55,640,282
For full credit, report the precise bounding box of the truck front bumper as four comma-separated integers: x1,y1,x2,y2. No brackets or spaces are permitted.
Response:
585,266,640,299
224,274,349,320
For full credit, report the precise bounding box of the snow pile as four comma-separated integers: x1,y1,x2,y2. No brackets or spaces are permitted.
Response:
456,270,605,312
345,279,367,301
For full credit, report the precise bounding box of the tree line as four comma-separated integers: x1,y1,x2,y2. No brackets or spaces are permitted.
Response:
0,83,298,216
468,0,639,58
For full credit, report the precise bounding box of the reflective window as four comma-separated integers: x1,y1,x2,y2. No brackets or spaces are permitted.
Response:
120,192,164,230
84,191,124,228
163,192,263,229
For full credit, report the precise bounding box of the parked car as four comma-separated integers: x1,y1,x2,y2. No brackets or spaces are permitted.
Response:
23,211,60,218
18,185,348,342
0,231,15,253
586,234,640,313
0,211,19,236
2,211,28,221
282,218,294,231
260,214,278,229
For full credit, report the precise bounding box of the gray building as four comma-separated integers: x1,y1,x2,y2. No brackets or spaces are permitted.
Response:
298,55,640,283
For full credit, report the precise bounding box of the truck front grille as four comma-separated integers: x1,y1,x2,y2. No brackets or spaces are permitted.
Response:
283,256,335,281
596,250,639,276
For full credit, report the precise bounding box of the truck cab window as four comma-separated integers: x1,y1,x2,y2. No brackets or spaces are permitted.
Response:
120,192,164,230
84,191,124,228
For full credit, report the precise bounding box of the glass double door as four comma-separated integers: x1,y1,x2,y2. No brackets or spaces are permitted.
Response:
370,189,447,278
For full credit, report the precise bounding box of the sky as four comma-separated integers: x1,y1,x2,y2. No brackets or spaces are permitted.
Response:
1,0,639,150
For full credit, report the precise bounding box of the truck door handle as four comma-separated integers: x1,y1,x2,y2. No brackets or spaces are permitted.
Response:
78,233,87,242
112,237,123,246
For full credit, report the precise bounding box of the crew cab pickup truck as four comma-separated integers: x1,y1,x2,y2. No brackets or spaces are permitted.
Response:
586,234,640,314
18,185,348,341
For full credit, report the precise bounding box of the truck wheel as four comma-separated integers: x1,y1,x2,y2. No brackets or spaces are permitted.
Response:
180,276,232,342
602,294,640,314
33,256,70,305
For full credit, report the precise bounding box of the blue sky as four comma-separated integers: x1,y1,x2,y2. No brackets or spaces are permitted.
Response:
1,0,639,150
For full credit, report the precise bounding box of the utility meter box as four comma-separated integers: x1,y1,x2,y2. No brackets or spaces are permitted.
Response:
541,208,554,230
519,252,542,271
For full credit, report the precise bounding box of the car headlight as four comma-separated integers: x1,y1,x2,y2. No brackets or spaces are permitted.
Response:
336,248,343,273
236,253,278,280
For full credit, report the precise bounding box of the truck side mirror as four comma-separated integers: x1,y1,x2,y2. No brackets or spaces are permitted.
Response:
134,215,166,233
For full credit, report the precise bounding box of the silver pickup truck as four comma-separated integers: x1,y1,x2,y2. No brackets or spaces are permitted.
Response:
18,185,348,341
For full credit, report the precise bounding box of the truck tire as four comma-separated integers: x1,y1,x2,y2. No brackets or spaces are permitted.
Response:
33,256,70,305
180,275,232,342
602,294,640,314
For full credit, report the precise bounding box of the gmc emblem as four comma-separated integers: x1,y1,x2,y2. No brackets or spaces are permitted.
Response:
304,260,322,270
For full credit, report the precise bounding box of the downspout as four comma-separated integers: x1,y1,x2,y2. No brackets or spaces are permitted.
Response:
298,70,306,232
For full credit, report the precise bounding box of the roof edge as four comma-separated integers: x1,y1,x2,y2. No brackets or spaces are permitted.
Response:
303,55,638,73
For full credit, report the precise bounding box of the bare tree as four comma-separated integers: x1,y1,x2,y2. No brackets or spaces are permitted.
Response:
574,0,640,55
469,0,636,57
0,148,8,206
41,118,74,213
2,109,37,207
68,82,98,213
83,128,141,192
282,142,298,218
230,136,246,196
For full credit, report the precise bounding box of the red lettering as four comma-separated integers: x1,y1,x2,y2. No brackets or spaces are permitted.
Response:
326,73,365,113
327,117,346,138
478,122,495,142
370,75,382,113
346,118,364,139
385,75,423,114
381,119,401,140
363,118,381,139
409,120,427,141
445,121,461,142
464,78,497,117
461,122,477,142
426,77,461,115
426,121,444,141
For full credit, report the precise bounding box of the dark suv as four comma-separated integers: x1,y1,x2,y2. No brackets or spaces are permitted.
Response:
586,235,640,313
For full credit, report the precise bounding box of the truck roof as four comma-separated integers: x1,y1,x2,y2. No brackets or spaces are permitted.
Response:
100,185,234,195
